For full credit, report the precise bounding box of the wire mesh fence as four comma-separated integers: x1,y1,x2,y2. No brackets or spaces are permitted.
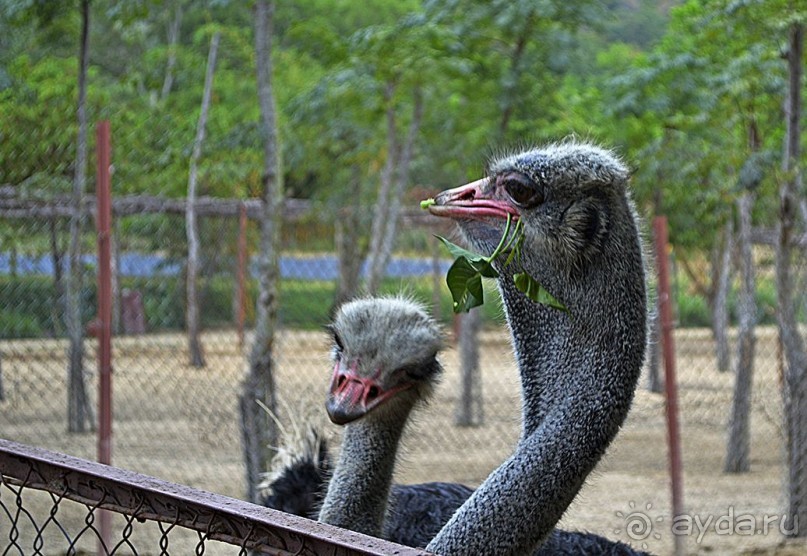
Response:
2,182,803,555
0,188,518,497
1,60,806,556
0,438,427,555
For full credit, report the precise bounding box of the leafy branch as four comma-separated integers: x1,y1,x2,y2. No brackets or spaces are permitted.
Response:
434,215,568,314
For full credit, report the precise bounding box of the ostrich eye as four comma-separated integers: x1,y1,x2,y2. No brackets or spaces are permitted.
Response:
328,327,344,353
501,173,544,208
403,356,440,380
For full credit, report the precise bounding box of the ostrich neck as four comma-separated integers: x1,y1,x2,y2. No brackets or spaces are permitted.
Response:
318,408,412,537
497,232,648,437
499,273,639,436
427,231,647,556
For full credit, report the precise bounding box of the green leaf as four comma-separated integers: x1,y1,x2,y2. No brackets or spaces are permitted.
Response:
435,235,488,264
435,216,567,314
445,257,486,313
513,273,569,313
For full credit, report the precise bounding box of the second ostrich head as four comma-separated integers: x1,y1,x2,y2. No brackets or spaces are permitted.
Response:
325,297,444,426
318,296,444,536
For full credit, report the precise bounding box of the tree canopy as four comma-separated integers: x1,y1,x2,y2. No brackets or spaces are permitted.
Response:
0,0,804,252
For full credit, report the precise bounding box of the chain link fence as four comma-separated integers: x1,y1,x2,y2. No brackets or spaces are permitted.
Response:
2,191,802,555
2,106,807,556
0,438,424,556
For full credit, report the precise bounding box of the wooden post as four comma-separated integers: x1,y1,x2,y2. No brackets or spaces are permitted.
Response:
95,120,113,553
237,202,248,348
455,309,483,426
653,216,685,556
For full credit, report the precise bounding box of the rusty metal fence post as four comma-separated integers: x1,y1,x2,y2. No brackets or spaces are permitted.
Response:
653,215,685,556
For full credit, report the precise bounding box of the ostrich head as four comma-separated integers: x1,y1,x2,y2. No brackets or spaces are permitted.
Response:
325,297,444,426
429,141,646,405
429,142,638,296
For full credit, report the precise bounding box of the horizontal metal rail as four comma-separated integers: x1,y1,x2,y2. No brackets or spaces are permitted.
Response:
0,189,447,228
0,438,430,556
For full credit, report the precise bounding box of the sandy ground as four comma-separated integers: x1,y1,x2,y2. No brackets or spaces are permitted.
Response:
2,326,806,555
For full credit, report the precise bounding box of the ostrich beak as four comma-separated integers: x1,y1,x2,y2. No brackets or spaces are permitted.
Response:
325,362,413,425
428,177,519,221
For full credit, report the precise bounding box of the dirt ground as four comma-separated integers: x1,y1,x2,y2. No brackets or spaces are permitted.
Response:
2,326,807,555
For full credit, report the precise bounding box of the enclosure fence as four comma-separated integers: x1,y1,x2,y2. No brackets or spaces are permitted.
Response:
3,116,807,556
0,438,428,556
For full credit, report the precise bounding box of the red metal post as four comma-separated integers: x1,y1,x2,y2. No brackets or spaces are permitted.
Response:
653,216,685,555
237,202,248,348
96,120,113,553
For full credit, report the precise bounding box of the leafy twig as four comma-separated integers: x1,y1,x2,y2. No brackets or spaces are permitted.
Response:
434,215,568,314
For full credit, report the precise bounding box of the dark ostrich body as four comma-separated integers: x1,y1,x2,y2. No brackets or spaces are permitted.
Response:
262,430,648,554
262,435,470,547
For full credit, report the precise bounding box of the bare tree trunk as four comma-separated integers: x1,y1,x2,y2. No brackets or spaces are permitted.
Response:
455,309,483,426
235,203,248,346
726,193,756,473
333,216,363,309
778,19,807,537
431,237,443,323
365,82,399,294
366,86,424,294
65,0,94,433
713,221,733,372
185,31,220,369
50,218,65,336
646,190,664,393
242,0,281,504
333,165,366,312
160,1,183,101
0,352,5,402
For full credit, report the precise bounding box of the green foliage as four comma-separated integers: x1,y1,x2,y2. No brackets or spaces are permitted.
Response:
0,273,488,337
0,275,94,337
2,0,805,336
673,272,781,329
436,217,566,314
0,309,42,339
0,55,79,185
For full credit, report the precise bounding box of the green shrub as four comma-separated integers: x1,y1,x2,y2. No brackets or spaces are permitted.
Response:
675,292,710,328
0,309,42,338
0,275,95,337
7,268,785,336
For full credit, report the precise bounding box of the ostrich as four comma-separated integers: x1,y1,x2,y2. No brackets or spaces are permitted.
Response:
317,296,447,540
422,141,648,554
274,291,647,553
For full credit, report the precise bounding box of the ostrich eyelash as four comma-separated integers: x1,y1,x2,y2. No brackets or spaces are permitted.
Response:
324,325,344,352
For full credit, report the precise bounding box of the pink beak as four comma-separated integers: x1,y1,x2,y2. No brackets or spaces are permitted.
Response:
325,361,413,425
428,178,519,221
